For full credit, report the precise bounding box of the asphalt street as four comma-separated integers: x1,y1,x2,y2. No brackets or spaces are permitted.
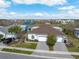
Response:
0,52,53,59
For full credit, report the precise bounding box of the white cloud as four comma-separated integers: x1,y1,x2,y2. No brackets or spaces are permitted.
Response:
12,0,67,6
28,12,54,17
59,6,75,10
0,9,79,19
58,6,79,19
0,0,11,8
10,12,16,15
33,13,43,16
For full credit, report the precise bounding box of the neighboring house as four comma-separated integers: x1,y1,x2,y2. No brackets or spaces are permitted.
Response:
55,19,74,24
0,31,16,39
0,26,7,37
28,24,65,42
0,26,16,39
0,31,5,38
24,20,34,26
74,28,79,38
19,25,26,31
5,33,16,39
23,20,34,31
18,25,31,31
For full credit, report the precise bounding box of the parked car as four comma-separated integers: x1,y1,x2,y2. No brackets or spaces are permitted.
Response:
0,38,5,42
3,38,15,44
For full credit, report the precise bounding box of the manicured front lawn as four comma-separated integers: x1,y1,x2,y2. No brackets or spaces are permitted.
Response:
68,47,79,52
2,48,32,54
13,43,37,49
67,37,79,59
2,43,37,54
67,36,79,52
73,56,79,59
62,26,79,52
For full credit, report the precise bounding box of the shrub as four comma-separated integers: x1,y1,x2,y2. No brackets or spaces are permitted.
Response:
46,34,56,50
0,34,3,40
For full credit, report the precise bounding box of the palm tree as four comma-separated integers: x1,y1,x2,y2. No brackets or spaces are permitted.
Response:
8,26,22,34
8,26,22,41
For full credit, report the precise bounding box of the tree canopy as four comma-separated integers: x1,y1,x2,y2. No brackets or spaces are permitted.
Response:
8,26,22,34
0,34,3,40
46,34,56,47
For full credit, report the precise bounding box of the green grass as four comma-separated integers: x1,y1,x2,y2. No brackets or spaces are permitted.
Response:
14,43,37,49
67,36,79,52
68,47,79,52
60,24,79,59
73,56,79,59
67,36,79,59
2,48,32,54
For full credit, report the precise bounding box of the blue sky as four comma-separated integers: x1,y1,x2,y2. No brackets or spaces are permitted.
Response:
0,0,79,19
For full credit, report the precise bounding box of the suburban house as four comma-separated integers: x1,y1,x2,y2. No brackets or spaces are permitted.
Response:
18,25,27,31
55,19,74,24
5,33,16,39
0,31,16,39
74,28,79,38
0,31,5,38
0,26,16,39
28,24,65,42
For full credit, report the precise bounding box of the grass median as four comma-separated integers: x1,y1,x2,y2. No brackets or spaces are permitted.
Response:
2,48,33,54
14,43,37,49
11,43,37,49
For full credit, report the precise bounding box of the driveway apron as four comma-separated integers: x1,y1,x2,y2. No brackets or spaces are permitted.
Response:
32,42,54,57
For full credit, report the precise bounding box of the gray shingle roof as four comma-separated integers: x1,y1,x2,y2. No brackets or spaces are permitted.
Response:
30,24,64,35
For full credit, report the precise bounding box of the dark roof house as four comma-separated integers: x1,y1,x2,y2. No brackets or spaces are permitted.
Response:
29,24,64,36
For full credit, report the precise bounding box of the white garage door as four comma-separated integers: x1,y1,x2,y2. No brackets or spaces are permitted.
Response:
57,36,63,42
38,36,47,41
